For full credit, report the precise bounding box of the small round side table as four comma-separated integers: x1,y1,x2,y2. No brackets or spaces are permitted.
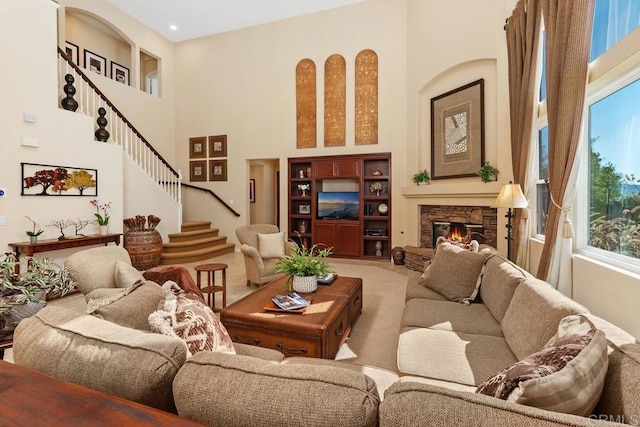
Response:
194,263,228,312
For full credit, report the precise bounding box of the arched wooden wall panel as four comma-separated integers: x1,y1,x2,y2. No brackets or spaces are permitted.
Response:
324,54,346,147
355,49,378,145
296,58,317,149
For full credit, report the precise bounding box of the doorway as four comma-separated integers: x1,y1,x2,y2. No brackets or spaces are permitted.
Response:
248,159,280,227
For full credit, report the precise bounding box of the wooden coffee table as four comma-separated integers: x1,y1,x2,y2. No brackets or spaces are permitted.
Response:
221,275,363,359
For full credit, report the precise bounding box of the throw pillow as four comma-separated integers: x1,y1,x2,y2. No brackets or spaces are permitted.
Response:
86,281,165,331
258,231,286,259
476,328,608,416
435,236,480,252
420,242,490,303
149,281,236,357
114,260,145,288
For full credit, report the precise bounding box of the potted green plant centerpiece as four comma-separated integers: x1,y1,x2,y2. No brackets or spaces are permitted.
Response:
0,253,76,334
274,245,333,293
477,162,500,182
412,169,430,185
25,216,44,243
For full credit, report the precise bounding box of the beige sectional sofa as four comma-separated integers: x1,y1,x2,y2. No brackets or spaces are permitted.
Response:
11,246,640,426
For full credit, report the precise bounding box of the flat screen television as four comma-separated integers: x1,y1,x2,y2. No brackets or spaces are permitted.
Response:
317,191,360,220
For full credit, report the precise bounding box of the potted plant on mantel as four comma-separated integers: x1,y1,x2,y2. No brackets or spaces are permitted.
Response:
412,169,430,185
477,162,500,183
274,245,334,294
0,253,76,335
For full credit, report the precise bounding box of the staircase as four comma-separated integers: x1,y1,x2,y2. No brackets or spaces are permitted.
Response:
160,221,235,265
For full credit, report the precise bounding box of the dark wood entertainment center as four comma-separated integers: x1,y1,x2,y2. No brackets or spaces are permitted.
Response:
288,152,391,260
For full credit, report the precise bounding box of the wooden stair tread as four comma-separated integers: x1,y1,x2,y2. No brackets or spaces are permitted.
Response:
159,243,235,264
163,236,226,248
181,220,211,228
168,228,220,239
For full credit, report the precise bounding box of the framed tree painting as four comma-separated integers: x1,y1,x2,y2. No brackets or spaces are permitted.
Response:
208,135,227,157
189,137,207,159
83,49,107,76
21,162,97,196
189,160,207,182
430,79,485,180
209,159,227,182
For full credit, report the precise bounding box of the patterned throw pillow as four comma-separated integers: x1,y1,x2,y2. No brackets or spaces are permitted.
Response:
149,282,236,357
476,328,608,416
420,242,490,304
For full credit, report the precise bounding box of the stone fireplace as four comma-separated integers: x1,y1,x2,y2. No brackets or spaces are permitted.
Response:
421,205,497,249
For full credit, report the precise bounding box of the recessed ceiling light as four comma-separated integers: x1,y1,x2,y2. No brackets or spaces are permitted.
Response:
169,24,178,31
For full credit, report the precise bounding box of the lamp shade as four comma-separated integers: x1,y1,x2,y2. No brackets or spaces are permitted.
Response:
492,183,528,209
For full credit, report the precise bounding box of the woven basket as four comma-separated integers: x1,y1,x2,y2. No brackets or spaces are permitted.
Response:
292,275,318,294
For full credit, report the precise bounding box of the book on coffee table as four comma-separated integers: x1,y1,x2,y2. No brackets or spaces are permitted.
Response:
271,292,310,311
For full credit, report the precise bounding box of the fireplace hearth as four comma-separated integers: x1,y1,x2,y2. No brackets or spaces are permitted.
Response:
432,222,485,247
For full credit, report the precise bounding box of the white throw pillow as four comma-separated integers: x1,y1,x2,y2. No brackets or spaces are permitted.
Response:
258,232,286,259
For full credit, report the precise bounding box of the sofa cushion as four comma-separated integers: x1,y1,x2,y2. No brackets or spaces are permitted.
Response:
405,270,449,302
173,352,380,427
149,282,235,357
420,243,491,304
65,246,131,295
401,298,503,337
258,231,285,259
476,327,608,417
501,278,589,360
13,305,187,413
397,327,517,386
479,254,528,323
86,280,164,331
114,260,145,288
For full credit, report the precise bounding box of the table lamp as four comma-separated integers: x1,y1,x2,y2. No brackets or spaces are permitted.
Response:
492,182,528,261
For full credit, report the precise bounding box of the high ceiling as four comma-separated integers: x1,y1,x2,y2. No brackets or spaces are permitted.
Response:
105,0,367,43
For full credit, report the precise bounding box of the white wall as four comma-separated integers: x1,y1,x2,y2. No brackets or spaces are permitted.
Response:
0,0,123,266
174,0,407,245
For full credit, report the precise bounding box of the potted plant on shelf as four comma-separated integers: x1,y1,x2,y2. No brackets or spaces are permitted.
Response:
274,245,333,294
25,216,44,244
0,253,76,335
477,162,500,182
90,199,111,235
412,169,430,185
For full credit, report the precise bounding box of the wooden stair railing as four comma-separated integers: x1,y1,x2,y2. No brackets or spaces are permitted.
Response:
181,182,241,218
56,46,181,203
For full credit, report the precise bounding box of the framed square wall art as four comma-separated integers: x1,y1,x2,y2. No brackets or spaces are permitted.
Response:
430,79,485,180
189,136,207,159
83,49,107,77
65,41,79,65
21,162,97,196
189,160,207,182
111,61,130,85
209,159,228,182
208,135,228,157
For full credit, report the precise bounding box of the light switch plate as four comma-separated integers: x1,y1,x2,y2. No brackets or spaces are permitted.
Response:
0,216,6,226
21,135,40,147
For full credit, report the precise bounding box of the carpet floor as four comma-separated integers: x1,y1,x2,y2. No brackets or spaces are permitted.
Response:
5,252,409,372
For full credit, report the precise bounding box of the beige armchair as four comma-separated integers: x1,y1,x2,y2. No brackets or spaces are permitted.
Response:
235,224,298,287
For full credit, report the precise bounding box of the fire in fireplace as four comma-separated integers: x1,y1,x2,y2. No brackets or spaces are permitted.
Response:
432,222,485,247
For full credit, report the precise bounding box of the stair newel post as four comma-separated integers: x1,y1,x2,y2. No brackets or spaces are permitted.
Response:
61,74,79,112
95,107,110,142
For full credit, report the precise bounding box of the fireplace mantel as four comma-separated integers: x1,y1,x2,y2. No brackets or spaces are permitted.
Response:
400,181,502,204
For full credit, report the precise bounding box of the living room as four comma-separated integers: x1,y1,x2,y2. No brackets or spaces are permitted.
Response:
2,0,640,424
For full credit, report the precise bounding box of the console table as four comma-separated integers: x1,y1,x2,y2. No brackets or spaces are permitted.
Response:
8,233,121,273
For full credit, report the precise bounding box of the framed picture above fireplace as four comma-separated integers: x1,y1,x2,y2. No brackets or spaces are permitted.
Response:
430,79,484,180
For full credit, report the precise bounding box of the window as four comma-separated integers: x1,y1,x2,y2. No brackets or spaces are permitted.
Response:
536,126,550,236
579,0,640,269
587,77,640,261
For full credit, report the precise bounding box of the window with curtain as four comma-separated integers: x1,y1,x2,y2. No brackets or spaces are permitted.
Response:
532,0,640,260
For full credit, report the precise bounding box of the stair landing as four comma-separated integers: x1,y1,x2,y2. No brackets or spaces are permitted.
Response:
160,221,235,265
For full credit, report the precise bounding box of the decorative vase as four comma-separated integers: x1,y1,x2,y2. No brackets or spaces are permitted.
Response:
292,275,317,293
391,246,406,265
124,230,163,270
418,181,429,186
29,235,38,244
375,241,383,257
99,225,109,235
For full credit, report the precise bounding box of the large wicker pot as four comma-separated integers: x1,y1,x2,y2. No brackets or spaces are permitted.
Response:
123,230,163,270
292,275,318,293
